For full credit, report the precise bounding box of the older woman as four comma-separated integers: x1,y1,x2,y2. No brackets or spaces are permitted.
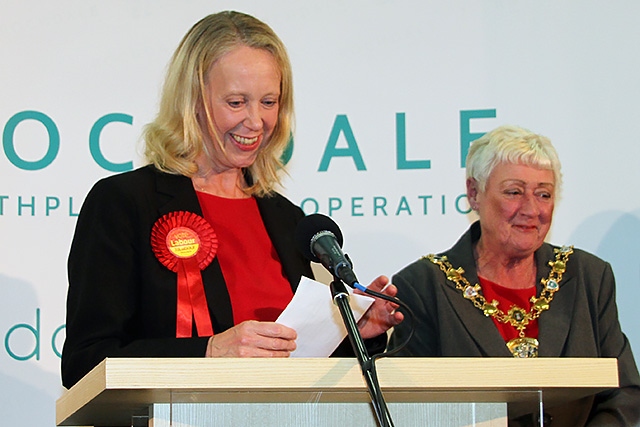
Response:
388,125,640,426
61,11,401,389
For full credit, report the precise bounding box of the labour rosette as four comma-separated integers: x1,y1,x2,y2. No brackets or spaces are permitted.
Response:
151,211,218,338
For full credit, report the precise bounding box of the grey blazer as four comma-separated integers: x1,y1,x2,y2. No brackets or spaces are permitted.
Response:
389,221,640,426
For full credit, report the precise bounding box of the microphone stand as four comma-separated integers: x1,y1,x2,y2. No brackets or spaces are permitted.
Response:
330,278,394,427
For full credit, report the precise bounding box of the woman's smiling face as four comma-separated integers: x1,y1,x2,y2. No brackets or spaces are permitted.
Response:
468,162,556,258
200,44,281,173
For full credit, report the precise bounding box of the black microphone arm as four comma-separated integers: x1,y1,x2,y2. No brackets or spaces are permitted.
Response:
330,278,394,427
295,214,395,427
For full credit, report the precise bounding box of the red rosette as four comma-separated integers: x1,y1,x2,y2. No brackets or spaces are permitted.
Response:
151,211,218,338
151,211,218,270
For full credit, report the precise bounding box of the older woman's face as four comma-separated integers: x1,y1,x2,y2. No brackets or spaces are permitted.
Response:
200,45,281,172
468,162,555,258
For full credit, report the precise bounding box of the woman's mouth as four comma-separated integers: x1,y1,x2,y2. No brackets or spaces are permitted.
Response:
514,224,537,232
232,134,259,146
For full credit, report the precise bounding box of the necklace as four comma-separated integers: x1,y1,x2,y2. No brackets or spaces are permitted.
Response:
424,245,573,358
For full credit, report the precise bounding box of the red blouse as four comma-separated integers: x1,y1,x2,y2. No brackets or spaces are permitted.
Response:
196,192,294,325
478,276,539,342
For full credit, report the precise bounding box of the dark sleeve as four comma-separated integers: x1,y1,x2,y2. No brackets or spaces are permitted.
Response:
586,261,640,426
330,333,388,357
387,260,441,357
61,176,209,389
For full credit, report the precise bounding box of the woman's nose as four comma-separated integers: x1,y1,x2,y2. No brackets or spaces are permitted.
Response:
520,193,540,216
243,104,263,130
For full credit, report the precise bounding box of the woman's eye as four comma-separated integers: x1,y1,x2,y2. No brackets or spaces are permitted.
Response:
227,100,244,108
262,99,278,107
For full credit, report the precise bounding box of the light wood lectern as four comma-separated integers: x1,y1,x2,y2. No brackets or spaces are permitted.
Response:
56,357,618,427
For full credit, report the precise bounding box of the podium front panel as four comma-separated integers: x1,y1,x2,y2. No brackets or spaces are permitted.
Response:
150,402,509,427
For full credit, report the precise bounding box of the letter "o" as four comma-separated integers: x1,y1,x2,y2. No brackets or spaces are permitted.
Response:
3,111,60,170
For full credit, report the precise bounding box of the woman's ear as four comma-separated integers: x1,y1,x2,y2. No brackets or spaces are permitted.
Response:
195,97,205,119
466,178,479,211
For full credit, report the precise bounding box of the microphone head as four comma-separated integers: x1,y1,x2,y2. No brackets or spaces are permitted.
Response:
294,213,344,262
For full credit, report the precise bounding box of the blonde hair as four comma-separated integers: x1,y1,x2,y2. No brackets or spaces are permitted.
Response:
466,125,563,195
143,11,294,196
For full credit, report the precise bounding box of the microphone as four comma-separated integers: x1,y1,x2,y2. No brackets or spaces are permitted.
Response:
295,214,363,290
296,214,397,426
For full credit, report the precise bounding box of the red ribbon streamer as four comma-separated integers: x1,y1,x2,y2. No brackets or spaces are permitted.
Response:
151,211,218,338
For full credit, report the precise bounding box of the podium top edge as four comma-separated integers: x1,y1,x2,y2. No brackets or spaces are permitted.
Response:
56,357,619,426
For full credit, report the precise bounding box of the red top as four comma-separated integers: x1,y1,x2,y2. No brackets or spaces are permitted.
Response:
478,276,539,342
196,192,294,324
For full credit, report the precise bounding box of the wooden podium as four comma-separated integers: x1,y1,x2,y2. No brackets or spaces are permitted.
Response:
56,357,618,427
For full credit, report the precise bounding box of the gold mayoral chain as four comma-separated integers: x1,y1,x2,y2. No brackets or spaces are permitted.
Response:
425,246,574,358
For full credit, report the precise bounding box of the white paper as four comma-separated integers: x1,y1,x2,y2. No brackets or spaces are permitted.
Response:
276,276,374,357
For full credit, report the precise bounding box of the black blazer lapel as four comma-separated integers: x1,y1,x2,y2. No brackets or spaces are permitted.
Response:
153,168,235,333
154,168,202,216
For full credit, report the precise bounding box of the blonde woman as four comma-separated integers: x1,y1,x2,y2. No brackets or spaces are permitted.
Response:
62,11,401,389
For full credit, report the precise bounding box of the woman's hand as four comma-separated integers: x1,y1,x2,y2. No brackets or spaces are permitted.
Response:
356,275,404,339
205,320,297,357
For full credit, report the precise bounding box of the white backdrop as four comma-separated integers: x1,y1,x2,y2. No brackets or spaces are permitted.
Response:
2,1,640,425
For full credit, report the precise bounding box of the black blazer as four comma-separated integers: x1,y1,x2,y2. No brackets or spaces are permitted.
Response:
61,165,313,388
389,222,640,427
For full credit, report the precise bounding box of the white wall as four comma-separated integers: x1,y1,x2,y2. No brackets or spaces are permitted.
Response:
2,1,639,425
